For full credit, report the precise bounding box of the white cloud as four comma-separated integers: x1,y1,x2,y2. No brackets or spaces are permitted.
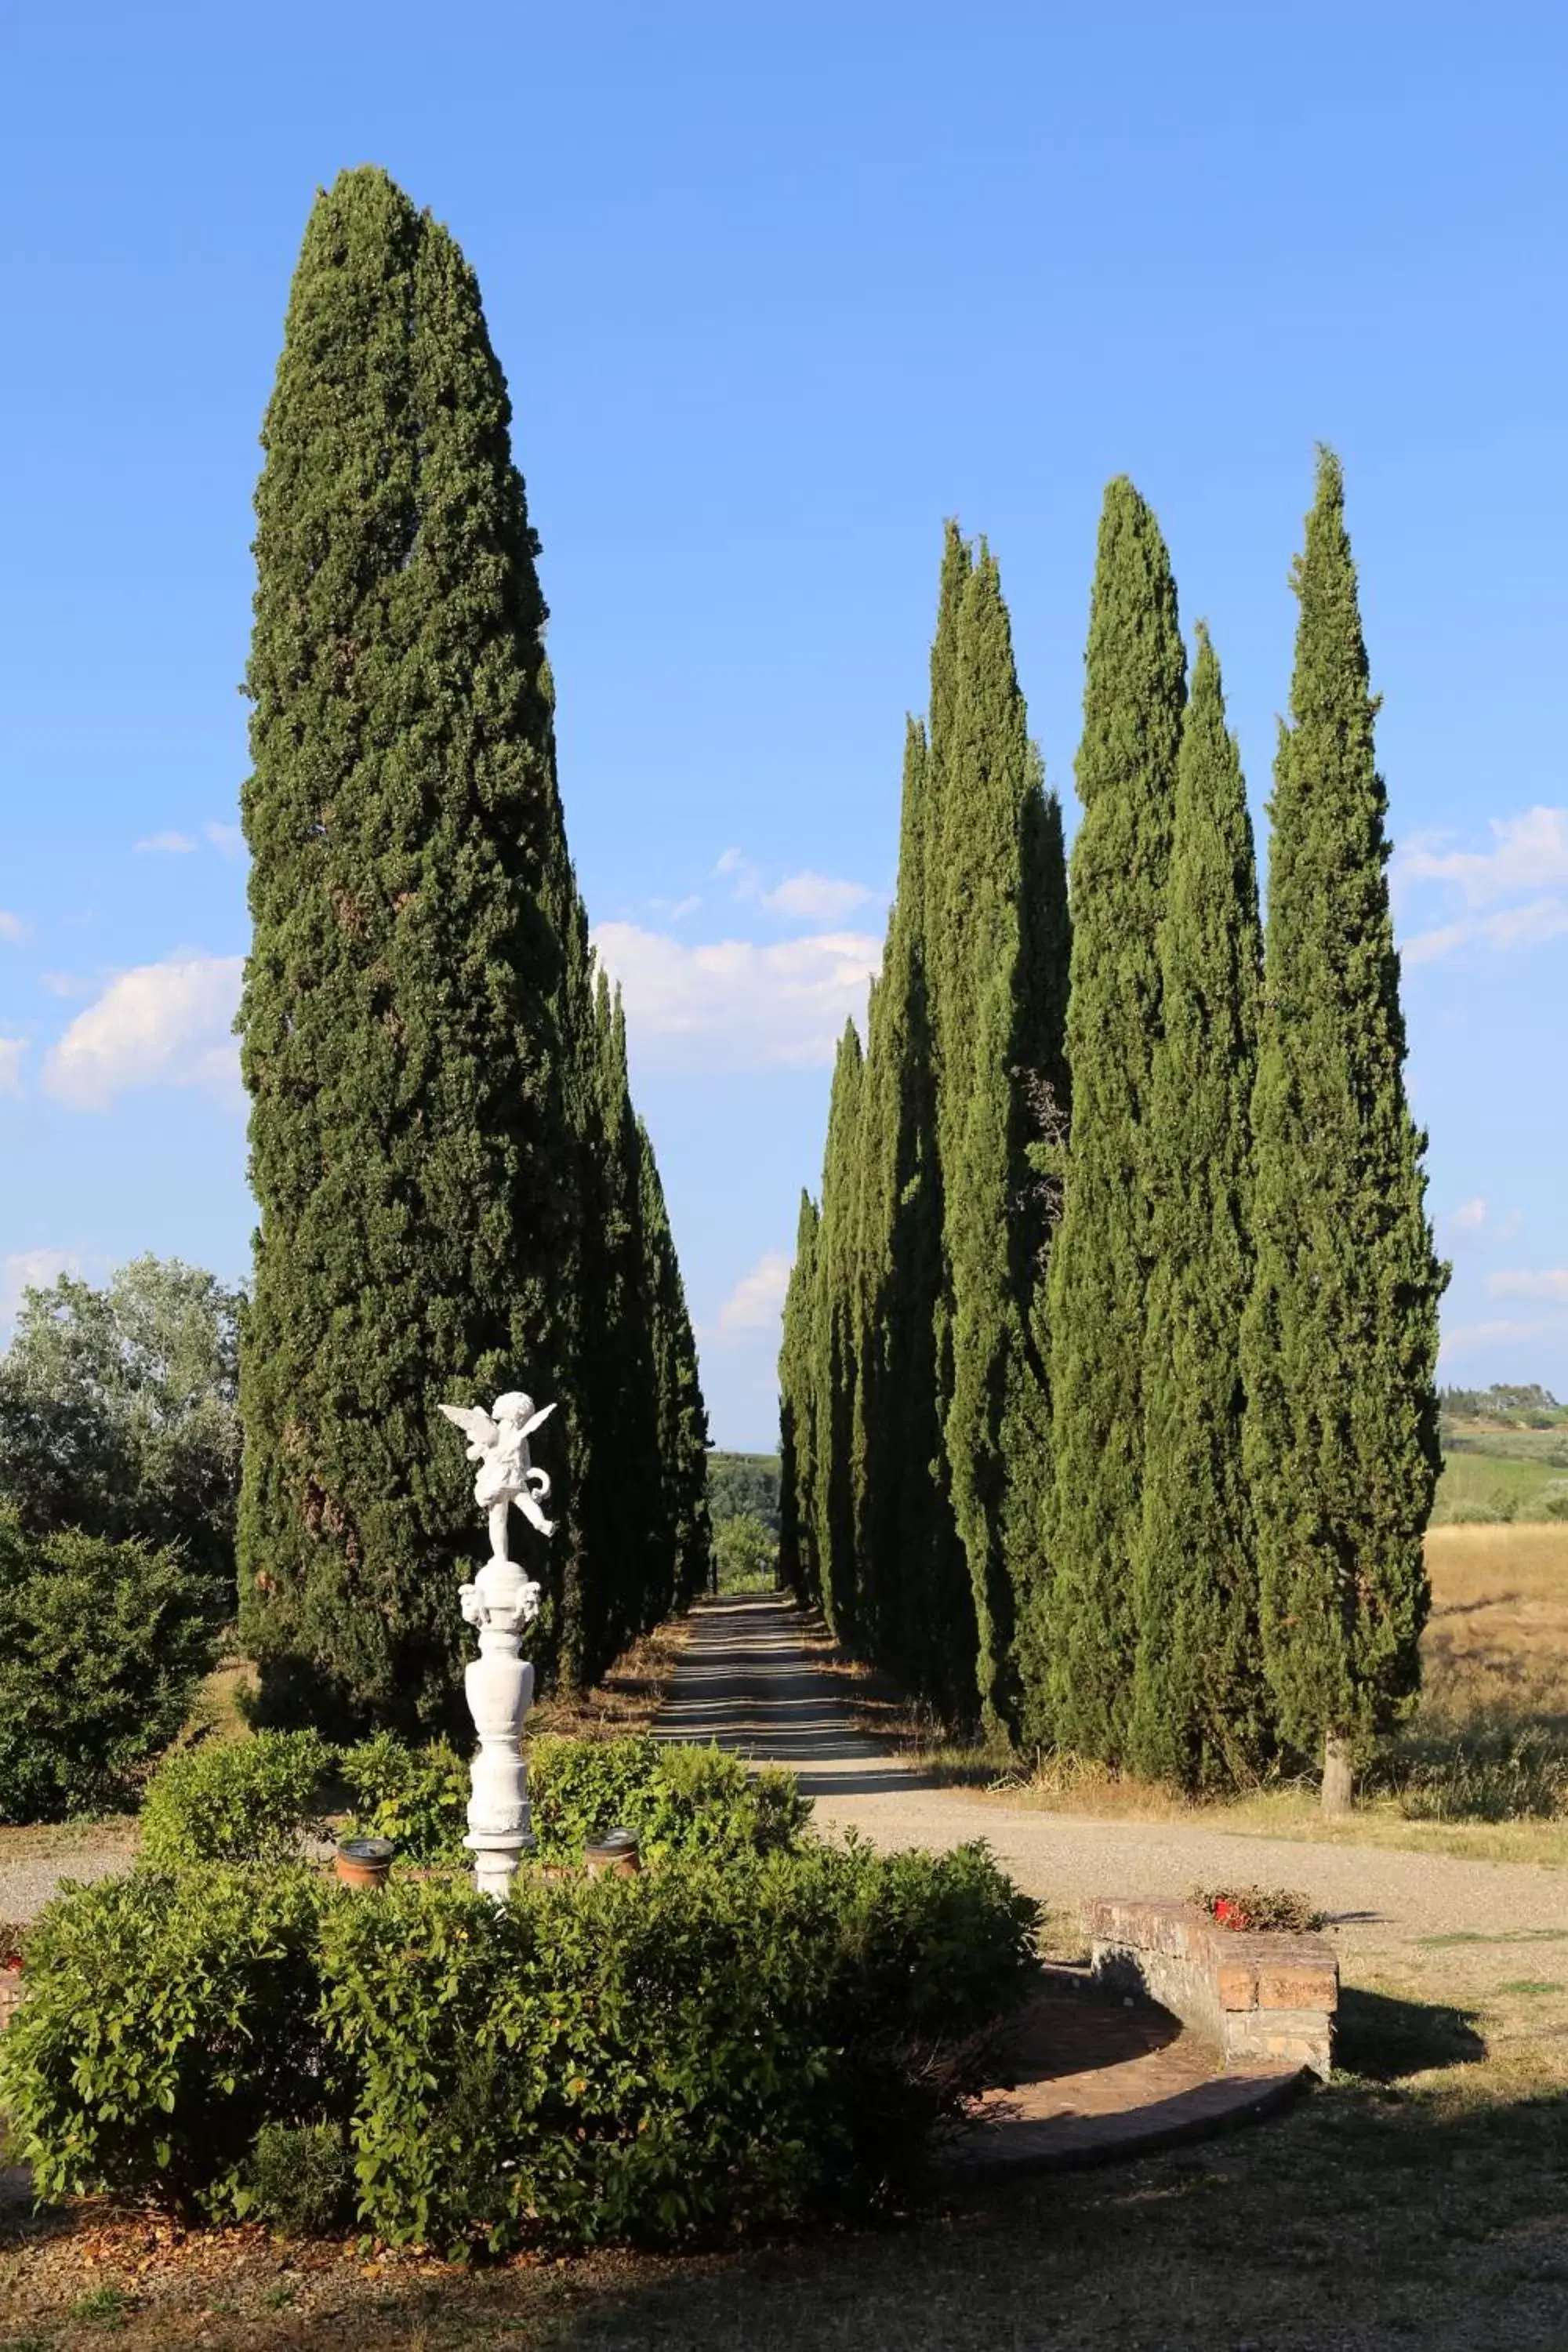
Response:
0,1248,82,1336
1403,807,1568,905
1488,1268,1568,1303
0,1037,24,1095
134,830,198,855
38,971,92,999
0,911,27,942
1451,1198,1487,1230
713,1250,793,1341
593,922,879,1073
1439,1314,1568,1359
1405,897,1568,965
715,848,761,900
761,871,877,923
1401,806,1568,964
205,822,245,858
44,954,244,1110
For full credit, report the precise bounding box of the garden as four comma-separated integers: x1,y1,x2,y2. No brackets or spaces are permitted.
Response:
0,1730,1038,2262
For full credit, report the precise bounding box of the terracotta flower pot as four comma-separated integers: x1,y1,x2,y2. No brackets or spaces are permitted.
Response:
583,1828,641,1879
335,1837,395,1891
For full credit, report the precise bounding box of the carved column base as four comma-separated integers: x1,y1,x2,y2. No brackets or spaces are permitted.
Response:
462,1554,539,1904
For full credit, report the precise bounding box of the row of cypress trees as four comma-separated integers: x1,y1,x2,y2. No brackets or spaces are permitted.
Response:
780,457,1446,1798
236,169,710,1740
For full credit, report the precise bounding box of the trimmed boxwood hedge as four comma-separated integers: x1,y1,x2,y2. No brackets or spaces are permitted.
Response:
137,1727,814,1871
0,1842,1038,2252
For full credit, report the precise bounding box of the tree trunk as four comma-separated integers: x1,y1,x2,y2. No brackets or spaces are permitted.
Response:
1321,1732,1354,1816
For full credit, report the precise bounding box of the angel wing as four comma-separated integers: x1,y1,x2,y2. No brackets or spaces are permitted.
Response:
519,1401,557,1440
438,1403,499,1451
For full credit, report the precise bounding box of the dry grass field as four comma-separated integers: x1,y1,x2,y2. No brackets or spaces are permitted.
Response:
1422,1521,1568,1723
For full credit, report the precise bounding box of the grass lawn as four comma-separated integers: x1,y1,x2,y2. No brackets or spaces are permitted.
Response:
1433,1445,1568,1522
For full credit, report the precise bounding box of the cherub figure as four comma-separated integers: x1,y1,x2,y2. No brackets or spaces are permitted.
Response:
438,1391,557,1562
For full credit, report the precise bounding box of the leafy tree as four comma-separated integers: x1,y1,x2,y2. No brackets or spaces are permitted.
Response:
712,1512,778,1593
1036,479,1186,1759
1241,450,1446,1811
707,1453,781,1534
0,1256,241,1610
777,1193,820,1606
1127,626,1266,1788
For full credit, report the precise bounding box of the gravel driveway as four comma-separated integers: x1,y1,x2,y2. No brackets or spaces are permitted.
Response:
662,1593,1568,1984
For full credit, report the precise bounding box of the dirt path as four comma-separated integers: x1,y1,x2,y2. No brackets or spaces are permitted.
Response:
662,1594,1568,1980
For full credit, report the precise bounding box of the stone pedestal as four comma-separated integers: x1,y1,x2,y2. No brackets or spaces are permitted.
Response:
459,1552,539,1901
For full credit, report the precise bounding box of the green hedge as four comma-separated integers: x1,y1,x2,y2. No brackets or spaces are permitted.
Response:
140,1730,333,1868
137,1730,813,1875
0,1843,1037,2252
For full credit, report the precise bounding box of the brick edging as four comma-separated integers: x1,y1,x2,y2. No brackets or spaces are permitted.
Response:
1083,1895,1338,2079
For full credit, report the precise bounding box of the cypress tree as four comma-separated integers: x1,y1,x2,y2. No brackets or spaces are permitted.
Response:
777,1192,821,1607
1127,626,1265,1788
916,527,985,1706
576,975,663,1665
1241,450,1446,1811
855,719,972,1706
634,1113,711,1621
935,550,1060,1736
238,168,654,1730
1036,480,1186,1759
812,1020,865,1642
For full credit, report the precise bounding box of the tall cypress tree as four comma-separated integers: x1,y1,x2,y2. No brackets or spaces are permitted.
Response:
935,550,1064,1737
916,528,985,1703
238,168,677,1730
1242,451,1446,1811
577,975,663,1666
777,1192,821,1607
634,1113,711,1621
812,1021,865,1642
1036,480,1186,1759
855,718,972,1705
1127,626,1265,1788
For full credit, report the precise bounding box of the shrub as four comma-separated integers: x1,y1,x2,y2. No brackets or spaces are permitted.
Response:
140,1730,332,1868
1381,1722,1568,1821
0,1865,332,2213
319,1835,1036,2250
0,1514,216,1822
528,1733,810,1866
237,2119,356,2237
2,1839,1038,2252
337,1731,470,1863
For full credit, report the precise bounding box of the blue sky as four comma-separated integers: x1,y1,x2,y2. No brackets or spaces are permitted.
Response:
2,2,1565,1448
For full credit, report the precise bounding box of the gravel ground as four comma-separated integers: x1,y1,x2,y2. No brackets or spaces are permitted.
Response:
0,1838,132,1926
665,1593,1568,1976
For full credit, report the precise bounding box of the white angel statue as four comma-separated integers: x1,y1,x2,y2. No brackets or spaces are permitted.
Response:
438,1390,557,1562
